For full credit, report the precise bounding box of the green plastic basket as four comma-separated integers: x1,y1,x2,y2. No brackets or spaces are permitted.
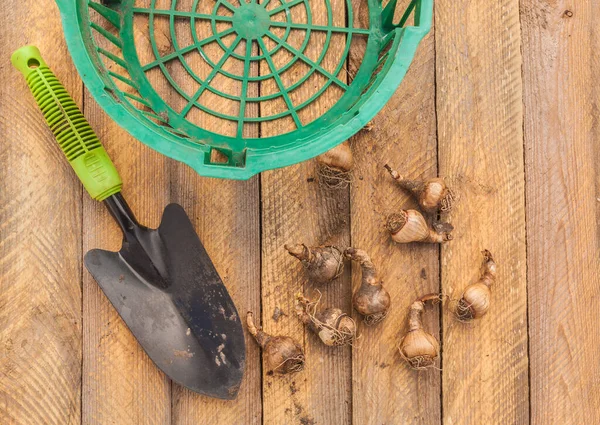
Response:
54,0,431,179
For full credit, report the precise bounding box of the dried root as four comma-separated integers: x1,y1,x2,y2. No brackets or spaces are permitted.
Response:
295,292,357,346
317,141,353,189
362,121,374,132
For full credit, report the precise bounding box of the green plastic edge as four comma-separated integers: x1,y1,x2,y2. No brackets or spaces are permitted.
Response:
11,44,123,201
55,0,432,180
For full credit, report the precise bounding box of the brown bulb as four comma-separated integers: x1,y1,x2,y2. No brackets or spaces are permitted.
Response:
246,312,305,374
386,210,452,244
285,244,344,284
456,250,497,321
344,248,391,325
317,141,353,172
385,165,455,213
398,298,440,369
295,293,357,346
316,141,353,189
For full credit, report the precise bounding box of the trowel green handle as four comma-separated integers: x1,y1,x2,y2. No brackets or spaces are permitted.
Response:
11,46,122,201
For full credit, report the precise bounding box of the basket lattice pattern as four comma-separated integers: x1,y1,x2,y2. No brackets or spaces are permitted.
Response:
63,0,429,177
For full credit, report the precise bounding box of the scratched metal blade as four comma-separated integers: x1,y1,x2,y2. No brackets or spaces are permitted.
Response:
84,204,245,399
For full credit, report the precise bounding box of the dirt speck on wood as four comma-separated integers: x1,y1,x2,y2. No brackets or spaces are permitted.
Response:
273,306,287,322
294,401,303,415
300,416,316,425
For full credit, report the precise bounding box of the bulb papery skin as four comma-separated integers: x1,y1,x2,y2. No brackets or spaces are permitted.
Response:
399,329,440,368
295,296,357,346
352,283,391,325
246,312,305,374
344,248,391,325
457,283,491,320
398,300,440,369
317,141,353,172
420,179,450,212
316,312,356,346
264,336,306,374
386,210,452,244
456,250,497,321
285,244,344,284
385,165,454,213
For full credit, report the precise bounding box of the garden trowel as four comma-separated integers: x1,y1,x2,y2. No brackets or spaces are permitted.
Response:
12,46,245,400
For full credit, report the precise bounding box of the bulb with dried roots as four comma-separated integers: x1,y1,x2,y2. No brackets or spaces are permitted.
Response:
246,312,305,375
384,164,455,213
285,244,344,284
398,295,440,369
386,209,453,244
455,250,497,321
344,248,391,325
316,141,353,189
295,293,357,346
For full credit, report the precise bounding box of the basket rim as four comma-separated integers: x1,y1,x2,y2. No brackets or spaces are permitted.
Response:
56,0,432,180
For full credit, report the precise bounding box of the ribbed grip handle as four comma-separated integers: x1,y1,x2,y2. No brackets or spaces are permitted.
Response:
11,46,122,201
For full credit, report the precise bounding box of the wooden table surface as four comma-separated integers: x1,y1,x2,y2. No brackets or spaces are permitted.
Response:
1,0,599,424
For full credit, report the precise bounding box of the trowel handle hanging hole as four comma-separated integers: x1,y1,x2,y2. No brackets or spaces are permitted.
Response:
27,58,40,69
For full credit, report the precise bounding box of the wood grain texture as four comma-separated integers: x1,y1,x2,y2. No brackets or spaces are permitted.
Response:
520,1,600,423
81,132,171,425
4,0,600,423
81,118,171,423
436,0,529,423
0,2,82,424
260,169,352,425
169,2,263,421
348,0,441,421
169,174,262,425
81,2,171,422
259,0,352,423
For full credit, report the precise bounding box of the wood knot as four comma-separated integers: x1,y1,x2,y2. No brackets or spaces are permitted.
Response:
563,10,573,18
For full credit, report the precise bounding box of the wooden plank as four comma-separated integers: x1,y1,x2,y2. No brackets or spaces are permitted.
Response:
168,1,263,422
81,133,171,425
259,0,352,423
348,2,441,422
520,1,600,423
260,163,353,425
435,0,529,423
81,2,171,423
169,175,262,425
0,3,82,424
81,130,171,425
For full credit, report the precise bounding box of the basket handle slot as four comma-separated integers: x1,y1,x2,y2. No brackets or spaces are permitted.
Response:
205,148,247,168
382,0,430,30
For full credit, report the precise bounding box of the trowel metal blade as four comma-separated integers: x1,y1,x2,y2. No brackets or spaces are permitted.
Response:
84,204,245,400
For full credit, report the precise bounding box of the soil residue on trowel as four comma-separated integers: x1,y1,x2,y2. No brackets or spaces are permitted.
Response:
173,349,194,358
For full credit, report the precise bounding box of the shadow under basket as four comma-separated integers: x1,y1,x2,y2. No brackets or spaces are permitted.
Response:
55,0,432,179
